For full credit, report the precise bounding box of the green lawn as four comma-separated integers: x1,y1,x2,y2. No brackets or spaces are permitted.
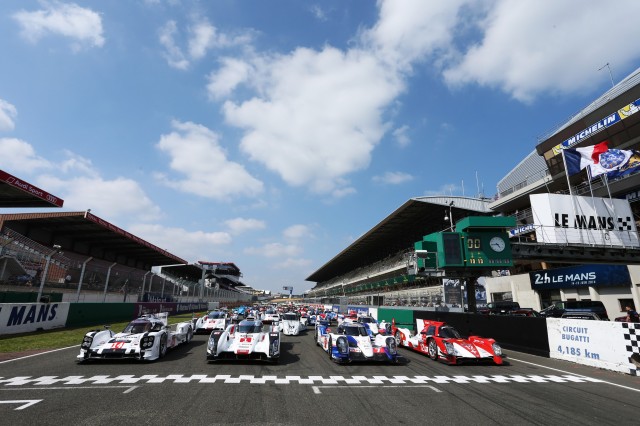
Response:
0,312,203,354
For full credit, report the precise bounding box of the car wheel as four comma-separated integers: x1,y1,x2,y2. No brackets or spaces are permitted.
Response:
186,327,193,344
328,337,332,359
314,329,319,346
394,330,402,347
159,334,168,358
428,338,438,360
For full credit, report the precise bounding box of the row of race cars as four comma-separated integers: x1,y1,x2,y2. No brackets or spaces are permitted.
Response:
76,308,504,365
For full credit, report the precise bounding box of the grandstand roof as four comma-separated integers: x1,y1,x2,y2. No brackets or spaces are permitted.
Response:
306,196,492,284
160,262,250,289
0,211,187,269
0,169,64,208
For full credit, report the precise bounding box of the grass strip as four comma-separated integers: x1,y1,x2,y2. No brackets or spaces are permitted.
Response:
0,312,205,353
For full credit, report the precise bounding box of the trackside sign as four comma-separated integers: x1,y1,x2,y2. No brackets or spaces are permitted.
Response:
0,303,70,335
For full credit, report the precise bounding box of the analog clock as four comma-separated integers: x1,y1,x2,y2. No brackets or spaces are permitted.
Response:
489,236,506,252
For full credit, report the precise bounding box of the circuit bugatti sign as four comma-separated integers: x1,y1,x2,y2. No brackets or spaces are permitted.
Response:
530,193,640,247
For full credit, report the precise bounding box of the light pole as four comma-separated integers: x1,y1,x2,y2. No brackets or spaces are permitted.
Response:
444,201,455,231
37,245,62,303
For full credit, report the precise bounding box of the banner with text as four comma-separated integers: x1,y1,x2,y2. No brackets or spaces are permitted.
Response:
0,302,70,335
547,318,639,375
530,264,631,290
530,193,639,247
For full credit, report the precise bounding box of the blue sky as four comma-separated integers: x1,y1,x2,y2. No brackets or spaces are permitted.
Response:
2,0,640,294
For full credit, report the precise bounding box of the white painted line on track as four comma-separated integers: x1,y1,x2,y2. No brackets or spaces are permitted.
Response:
0,346,77,364
312,384,441,394
0,399,42,410
0,386,138,392
509,357,640,393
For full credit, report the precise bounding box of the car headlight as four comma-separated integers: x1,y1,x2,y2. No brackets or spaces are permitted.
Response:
492,343,502,356
140,336,155,349
337,337,349,354
81,335,93,349
444,341,455,355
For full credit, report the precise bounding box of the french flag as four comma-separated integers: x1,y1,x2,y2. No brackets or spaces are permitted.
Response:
563,141,609,176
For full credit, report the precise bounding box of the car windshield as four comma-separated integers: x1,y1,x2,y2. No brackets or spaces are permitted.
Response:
265,309,277,315
344,326,369,336
208,312,224,319
237,322,263,333
359,317,374,323
123,320,151,334
438,326,462,339
283,313,297,321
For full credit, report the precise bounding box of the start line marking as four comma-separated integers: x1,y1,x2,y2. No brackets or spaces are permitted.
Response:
0,374,604,386
312,384,441,394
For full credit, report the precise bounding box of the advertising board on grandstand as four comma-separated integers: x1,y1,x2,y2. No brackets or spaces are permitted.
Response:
530,193,639,247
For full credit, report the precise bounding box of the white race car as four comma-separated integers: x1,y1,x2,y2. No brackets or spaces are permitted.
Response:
207,318,280,362
77,312,193,362
262,309,280,324
281,312,306,335
194,310,228,334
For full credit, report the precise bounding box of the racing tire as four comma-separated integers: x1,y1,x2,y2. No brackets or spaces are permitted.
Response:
394,330,402,347
427,338,438,361
186,327,193,344
328,337,332,360
314,329,319,346
159,334,168,359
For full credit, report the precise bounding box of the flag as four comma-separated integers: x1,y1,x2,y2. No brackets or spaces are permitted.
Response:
563,141,609,176
590,148,636,178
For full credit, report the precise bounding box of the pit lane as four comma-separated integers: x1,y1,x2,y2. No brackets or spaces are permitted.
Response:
1,329,639,425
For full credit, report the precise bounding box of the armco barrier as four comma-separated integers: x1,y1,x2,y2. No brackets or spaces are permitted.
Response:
0,291,62,303
65,303,134,328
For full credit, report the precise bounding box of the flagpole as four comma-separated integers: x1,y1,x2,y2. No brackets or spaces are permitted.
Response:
586,166,601,245
561,149,583,244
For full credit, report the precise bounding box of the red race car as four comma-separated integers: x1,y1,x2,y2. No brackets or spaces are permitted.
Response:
389,319,504,365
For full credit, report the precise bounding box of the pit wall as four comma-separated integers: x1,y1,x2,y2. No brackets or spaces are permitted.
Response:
0,301,207,335
371,306,639,376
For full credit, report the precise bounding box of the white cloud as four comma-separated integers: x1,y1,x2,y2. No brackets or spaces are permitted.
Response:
309,5,329,22
274,257,313,269
42,174,162,222
392,125,410,148
0,99,18,131
440,0,640,102
155,120,263,200
0,138,52,173
283,224,313,240
221,46,402,195
129,223,232,263
373,171,413,185
160,18,253,70
244,242,301,258
224,217,266,234
13,2,105,50
207,58,252,100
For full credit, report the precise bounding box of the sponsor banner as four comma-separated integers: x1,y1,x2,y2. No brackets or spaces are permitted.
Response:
509,224,535,237
530,193,639,247
0,169,64,207
0,303,70,335
443,279,464,307
346,306,369,316
134,302,207,317
530,264,631,290
547,318,638,375
551,97,640,156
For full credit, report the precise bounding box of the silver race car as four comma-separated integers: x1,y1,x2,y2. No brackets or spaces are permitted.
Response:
207,318,280,362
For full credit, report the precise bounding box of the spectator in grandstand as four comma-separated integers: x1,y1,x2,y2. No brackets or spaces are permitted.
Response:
625,306,640,323
64,274,72,287
34,267,42,284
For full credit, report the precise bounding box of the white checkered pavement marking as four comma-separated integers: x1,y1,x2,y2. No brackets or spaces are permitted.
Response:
621,323,640,376
0,374,604,387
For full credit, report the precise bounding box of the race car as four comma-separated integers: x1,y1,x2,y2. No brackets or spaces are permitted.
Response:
315,320,398,364
193,310,228,334
390,319,504,365
357,315,380,339
77,312,193,362
281,312,306,335
207,318,280,362
262,308,280,324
